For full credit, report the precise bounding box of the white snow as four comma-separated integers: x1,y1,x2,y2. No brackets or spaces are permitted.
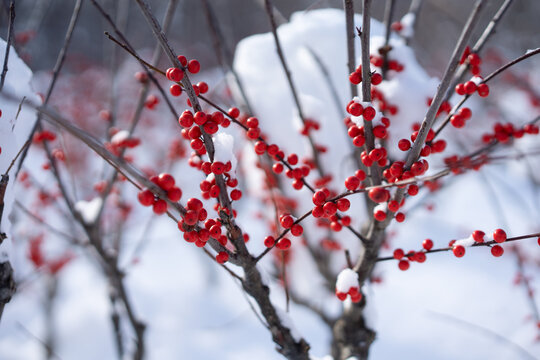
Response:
75,198,103,224
400,13,416,39
336,268,359,293
453,235,475,248
212,132,237,174
110,129,129,144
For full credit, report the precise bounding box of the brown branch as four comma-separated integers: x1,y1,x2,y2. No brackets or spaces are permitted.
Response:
380,0,395,78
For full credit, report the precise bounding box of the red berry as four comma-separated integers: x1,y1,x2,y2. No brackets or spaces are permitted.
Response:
157,173,175,190
453,245,465,257
166,67,183,82
170,84,182,97
280,214,294,229
276,238,291,250
138,189,154,206
197,81,209,94
323,202,338,217
491,245,504,257
472,230,485,243
345,176,360,191
398,139,411,151
290,224,303,237
477,83,489,97
167,187,182,202
216,251,229,264
393,248,404,260
230,189,242,201
368,187,389,203
337,198,351,212
363,106,376,121
493,229,506,243
455,83,466,95
349,72,361,85
423,239,433,251
187,59,200,74
398,260,410,271
395,212,405,222
464,81,477,95
152,199,168,214
264,236,275,248
371,73,382,85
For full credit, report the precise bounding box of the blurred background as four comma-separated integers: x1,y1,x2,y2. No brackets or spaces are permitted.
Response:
1,0,539,76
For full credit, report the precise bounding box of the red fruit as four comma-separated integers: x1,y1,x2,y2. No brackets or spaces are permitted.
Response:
472,230,485,243
170,84,182,97
177,55,188,67
216,251,229,264
464,81,477,95
197,81,209,94
348,102,363,116
468,53,481,66
493,228,506,243
264,236,275,248
186,198,203,211
290,224,303,237
395,212,405,222
423,239,433,251
336,291,348,301
477,83,489,97
453,245,465,258
280,214,294,229
393,248,404,260
349,72,362,85
491,245,504,257
166,67,183,82
157,173,175,190
152,199,168,214
194,111,207,125
187,59,200,74
345,176,360,191
323,202,338,217
353,135,366,147
374,210,386,221
398,260,410,271
388,200,399,212
355,169,366,181
415,252,426,263
407,185,419,196
138,189,155,206
230,189,242,201
368,187,389,203
167,187,182,202
312,190,327,205
459,107,472,120
337,198,351,212
371,72,382,85
276,238,291,250
363,106,376,121
312,205,324,218
398,139,411,151
450,114,465,128
455,83,466,95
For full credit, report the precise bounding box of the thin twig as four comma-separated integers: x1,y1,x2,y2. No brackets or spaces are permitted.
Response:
263,0,326,178
376,232,540,261
0,0,14,91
